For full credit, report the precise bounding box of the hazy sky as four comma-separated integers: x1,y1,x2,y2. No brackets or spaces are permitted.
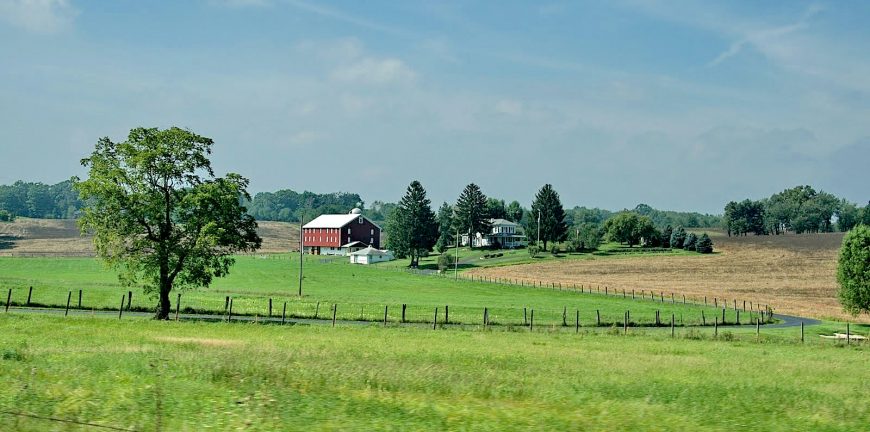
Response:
1,0,868,213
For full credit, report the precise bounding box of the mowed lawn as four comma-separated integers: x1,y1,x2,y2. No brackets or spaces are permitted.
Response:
0,314,868,431
0,256,746,327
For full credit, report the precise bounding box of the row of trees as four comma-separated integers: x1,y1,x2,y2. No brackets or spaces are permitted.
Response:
724,185,869,236
0,180,83,219
386,181,570,265
243,189,363,223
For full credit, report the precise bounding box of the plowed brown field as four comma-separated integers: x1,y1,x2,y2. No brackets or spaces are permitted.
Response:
468,231,860,322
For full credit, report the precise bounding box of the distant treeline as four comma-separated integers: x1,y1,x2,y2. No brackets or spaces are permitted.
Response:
724,185,869,236
564,204,721,229
0,180,723,230
242,190,364,223
0,180,82,220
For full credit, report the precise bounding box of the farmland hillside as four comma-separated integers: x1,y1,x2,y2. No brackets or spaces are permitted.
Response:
469,230,855,322
0,218,300,255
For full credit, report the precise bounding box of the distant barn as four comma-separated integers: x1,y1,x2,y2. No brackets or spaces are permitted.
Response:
301,208,381,255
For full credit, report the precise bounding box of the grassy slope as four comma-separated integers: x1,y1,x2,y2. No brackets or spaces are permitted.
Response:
1,314,868,431
376,242,698,271
0,256,739,327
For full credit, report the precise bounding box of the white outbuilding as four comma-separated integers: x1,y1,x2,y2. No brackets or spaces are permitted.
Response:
349,246,395,265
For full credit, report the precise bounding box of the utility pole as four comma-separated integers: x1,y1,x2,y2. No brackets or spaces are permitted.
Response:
298,216,304,296
454,227,460,280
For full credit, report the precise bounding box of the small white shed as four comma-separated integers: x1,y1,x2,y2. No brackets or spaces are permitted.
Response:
349,246,395,265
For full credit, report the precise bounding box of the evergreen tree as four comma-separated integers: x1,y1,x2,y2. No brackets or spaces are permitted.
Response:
661,225,673,248
683,232,698,250
386,181,438,267
670,226,687,249
695,233,713,253
506,200,524,222
527,184,568,250
485,198,507,219
454,183,491,249
435,202,454,253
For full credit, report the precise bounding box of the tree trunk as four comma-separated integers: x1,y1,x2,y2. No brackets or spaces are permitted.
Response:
156,263,171,319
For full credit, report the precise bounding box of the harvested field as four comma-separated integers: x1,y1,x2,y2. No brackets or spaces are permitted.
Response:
469,231,860,322
0,218,300,255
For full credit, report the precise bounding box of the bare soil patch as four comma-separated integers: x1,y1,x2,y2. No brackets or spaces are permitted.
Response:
469,231,861,322
0,218,300,255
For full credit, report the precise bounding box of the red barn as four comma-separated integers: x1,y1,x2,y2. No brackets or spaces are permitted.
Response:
302,208,381,255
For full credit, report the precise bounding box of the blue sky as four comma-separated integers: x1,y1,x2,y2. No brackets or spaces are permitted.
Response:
1,0,868,213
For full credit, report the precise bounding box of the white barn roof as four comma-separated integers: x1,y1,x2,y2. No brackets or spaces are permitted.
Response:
302,213,382,229
349,246,391,256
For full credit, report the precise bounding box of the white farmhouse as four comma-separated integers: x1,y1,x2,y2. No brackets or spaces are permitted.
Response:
461,218,527,249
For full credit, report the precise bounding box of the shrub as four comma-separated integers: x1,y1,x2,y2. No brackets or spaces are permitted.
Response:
550,244,560,255
0,209,14,222
683,233,698,250
528,245,540,258
695,233,713,253
837,225,870,315
437,253,454,271
670,226,686,249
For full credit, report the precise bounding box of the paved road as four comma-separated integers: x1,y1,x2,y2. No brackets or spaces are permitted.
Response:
3,306,821,330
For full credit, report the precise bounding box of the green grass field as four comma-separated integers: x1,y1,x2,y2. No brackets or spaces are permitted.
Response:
376,242,699,271
0,255,754,328
0,314,867,431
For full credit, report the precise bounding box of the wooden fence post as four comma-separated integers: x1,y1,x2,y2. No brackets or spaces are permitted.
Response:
800,321,804,343
228,298,233,321
175,293,180,321
78,289,82,309
596,309,600,326
268,298,272,318
530,309,534,331
119,295,124,319
332,304,337,327
671,313,675,338
671,293,674,304
5,289,11,312
623,311,628,334
736,310,740,325
26,286,32,306
401,304,406,323
847,323,851,345
683,294,686,304
433,307,438,330
65,291,71,316
756,319,760,339
224,296,230,314
721,308,725,325
445,305,449,324
282,302,287,325
702,310,706,326
575,309,579,333
483,307,489,329
523,307,528,326
562,306,567,327
127,291,132,311
623,289,626,298
314,301,320,319
714,318,718,337
383,305,388,326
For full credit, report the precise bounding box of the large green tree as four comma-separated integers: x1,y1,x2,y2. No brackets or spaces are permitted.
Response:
454,183,491,249
75,127,261,319
526,184,568,250
837,225,870,316
604,212,655,248
435,202,454,253
506,200,524,223
386,181,438,267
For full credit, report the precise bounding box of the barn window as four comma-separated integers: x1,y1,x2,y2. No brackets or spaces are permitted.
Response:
370,229,374,235
347,228,351,234
358,217,363,224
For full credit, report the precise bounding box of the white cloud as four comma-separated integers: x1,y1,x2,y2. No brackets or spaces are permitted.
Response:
0,0,77,33
331,57,417,85
494,99,523,116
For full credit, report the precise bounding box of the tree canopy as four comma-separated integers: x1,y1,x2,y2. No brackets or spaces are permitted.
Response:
454,183,491,248
725,185,856,235
603,212,656,248
526,184,568,249
386,181,438,267
435,202,454,253
75,127,261,319
837,225,870,316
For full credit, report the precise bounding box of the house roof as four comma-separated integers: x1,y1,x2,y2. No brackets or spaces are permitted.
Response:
341,241,367,248
490,218,519,226
348,246,392,256
303,213,382,229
